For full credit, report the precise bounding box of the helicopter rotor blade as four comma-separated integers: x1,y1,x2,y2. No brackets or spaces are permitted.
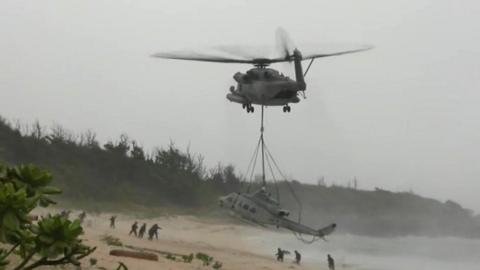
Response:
302,45,374,60
152,44,373,65
275,27,296,60
215,45,271,60
151,51,255,64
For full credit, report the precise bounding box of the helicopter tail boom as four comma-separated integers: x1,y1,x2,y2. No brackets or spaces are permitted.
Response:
293,49,306,91
278,217,336,237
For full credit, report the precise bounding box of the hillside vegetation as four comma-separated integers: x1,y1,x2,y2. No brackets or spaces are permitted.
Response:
0,116,478,237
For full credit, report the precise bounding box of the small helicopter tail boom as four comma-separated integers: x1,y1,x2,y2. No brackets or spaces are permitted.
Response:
278,217,336,237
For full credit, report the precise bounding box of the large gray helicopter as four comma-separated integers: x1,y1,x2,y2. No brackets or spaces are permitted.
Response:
153,29,372,113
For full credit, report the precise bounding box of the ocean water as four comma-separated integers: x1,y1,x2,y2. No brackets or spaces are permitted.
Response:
245,230,480,270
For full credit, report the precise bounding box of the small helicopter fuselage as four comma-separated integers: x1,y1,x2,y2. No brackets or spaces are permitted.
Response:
219,188,336,238
226,67,301,109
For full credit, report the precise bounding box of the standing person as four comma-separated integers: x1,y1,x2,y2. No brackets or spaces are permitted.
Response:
148,224,162,240
78,211,86,224
327,254,335,270
275,248,284,262
138,223,147,238
60,210,71,219
129,221,138,236
109,215,116,229
294,250,301,265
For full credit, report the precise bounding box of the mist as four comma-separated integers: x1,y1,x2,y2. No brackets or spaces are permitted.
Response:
247,230,480,270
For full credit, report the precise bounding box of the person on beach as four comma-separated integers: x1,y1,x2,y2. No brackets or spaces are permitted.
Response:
138,223,147,238
109,215,116,228
148,223,162,240
328,254,335,270
129,221,138,236
294,250,301,264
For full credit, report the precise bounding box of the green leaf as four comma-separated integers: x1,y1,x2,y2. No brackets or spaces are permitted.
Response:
2,211,19,230
39,187,62,195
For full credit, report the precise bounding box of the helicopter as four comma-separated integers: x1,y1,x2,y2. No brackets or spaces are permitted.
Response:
152,28,372,113
219,187,336,240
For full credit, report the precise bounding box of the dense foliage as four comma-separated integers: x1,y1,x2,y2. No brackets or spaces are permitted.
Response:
0,118,242,208
0,163,94,270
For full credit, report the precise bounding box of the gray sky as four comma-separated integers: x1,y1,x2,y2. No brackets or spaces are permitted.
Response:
1,0,479,212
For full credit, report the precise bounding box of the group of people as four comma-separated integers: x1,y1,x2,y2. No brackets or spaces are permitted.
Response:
275,248,301,264
129,221,162,240
275,248,335,270
60,210,86,224
109,216,162,240
66,211,336,269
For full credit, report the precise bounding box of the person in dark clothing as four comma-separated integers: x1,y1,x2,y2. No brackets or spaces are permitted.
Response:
129,221,138,236
275,248,284,262
148,224,161,240
138,223,147,238
294,250,301,264
110,216,116,228
327,254,335,270
78,211,86,224
60,210,71,219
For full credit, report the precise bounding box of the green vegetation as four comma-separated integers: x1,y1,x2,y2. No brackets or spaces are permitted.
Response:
195,252,213,266
0,117,241,210
0,116,479,238
182,253,194,263
213,261,223,270
0,163,94,270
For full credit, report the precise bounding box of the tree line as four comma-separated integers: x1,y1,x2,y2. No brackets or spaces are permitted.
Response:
0,117,241,208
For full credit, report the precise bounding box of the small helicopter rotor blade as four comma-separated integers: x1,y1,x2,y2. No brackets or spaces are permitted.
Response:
302,44,374,60
152,51,255,64
275,27,296,60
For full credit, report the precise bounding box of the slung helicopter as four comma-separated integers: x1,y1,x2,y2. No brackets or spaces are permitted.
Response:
152,28,372,113
219,187,336,239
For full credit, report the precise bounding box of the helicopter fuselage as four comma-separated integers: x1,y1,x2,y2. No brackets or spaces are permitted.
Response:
226,67,302,109
219,189,336,238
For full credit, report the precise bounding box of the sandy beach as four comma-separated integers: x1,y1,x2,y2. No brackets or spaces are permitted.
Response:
27,210,328,270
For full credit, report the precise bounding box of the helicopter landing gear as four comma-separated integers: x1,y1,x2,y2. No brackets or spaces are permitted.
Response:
244,104,254,113
282,105,291,113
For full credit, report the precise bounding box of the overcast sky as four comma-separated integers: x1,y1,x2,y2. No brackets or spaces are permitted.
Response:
1,0,479,212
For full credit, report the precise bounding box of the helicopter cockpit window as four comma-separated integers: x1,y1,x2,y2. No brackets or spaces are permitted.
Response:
265,70,278,80
264,71,271,80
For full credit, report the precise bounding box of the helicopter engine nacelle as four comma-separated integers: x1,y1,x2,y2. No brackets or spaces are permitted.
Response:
233,72,244,83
